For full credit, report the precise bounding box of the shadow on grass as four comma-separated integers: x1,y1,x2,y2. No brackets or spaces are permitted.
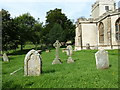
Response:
7,49,31,55
25,81,34,87
74,59,79,62
7,46,55,56
2,80,22,89
42,69,55,74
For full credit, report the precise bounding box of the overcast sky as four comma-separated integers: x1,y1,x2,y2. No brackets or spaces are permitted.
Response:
0,0,119,24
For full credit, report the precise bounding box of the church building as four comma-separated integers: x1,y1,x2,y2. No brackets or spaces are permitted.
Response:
75,0,120,50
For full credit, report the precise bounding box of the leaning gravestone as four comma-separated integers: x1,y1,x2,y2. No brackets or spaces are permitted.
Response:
95,49,109,69
52,40,62,64
24,49,42,76
3,53,9,62
66,45,74,63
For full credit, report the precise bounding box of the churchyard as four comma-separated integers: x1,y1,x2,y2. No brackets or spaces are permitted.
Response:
2,44,118,88
1,1,120,88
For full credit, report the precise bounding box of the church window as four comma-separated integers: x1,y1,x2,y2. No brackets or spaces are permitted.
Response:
105,6,109,11
99,22,104,43
115,18,120,41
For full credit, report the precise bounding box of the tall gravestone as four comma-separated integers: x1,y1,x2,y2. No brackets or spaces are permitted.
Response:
24,49,42,76
66,45,74,63
52,40,62,64
3,53,9,62
95,49,109,69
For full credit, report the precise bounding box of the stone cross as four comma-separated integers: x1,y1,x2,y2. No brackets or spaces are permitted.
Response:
52,40,62,64
3,53,9,62
66,45,74,63
95,49,109,69
24,49,42,76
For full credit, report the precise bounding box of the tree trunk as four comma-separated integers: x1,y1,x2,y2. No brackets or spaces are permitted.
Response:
21,44,23,51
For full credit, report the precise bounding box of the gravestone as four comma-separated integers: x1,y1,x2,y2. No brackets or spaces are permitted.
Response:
46,49,50,52
86,43,90,49
66,45,74,63
52,40,62,64
95,49,109,69
93,45,98,50
3,53,9,62
24,49,42,76
66,45,73,56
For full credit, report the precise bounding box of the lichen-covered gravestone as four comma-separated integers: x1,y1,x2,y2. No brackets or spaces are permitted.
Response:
95,49,109,69
24,49,42,76
3,53,9,62
66,45,74,63
52,40,62,64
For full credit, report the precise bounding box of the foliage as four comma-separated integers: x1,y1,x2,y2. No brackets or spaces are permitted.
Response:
2,46,118,88
45,8,75,44
2,9,19,51
2,8,75,51
48,23,65,44
31,20,43,50
14,13,36,50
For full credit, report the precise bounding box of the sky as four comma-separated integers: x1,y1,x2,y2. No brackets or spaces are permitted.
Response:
0,0,119,24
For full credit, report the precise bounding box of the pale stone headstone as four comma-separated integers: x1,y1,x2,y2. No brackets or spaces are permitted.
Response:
66,45,73,56
86,43,90,49
67,56,74,63
3,53,9,62
52,40,62,64
24,49,42,76
66,45,74,63
46,50,50,52
95,49,109,69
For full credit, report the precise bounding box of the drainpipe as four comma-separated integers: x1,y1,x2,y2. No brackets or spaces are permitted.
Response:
79,23,83,50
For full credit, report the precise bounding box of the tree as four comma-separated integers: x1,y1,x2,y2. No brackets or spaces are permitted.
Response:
2,9,19,51
31,20,43,50
45,8,75,44
48,23,64,44
14,13,36,50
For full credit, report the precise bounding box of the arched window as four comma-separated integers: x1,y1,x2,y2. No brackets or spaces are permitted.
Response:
115,18,120,41
99,22,104,43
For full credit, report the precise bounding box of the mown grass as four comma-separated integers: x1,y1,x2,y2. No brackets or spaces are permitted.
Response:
2,46,118,88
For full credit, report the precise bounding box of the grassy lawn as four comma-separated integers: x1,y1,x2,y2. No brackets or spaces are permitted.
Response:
2,46,118,88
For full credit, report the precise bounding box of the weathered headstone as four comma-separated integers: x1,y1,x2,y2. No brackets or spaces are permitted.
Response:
66,45,74,63
66,45,73,56
95,49,109,69
46,49,50,52
52,40,62,64
3,53,9,62
86,43,90,49
24,49,42,76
